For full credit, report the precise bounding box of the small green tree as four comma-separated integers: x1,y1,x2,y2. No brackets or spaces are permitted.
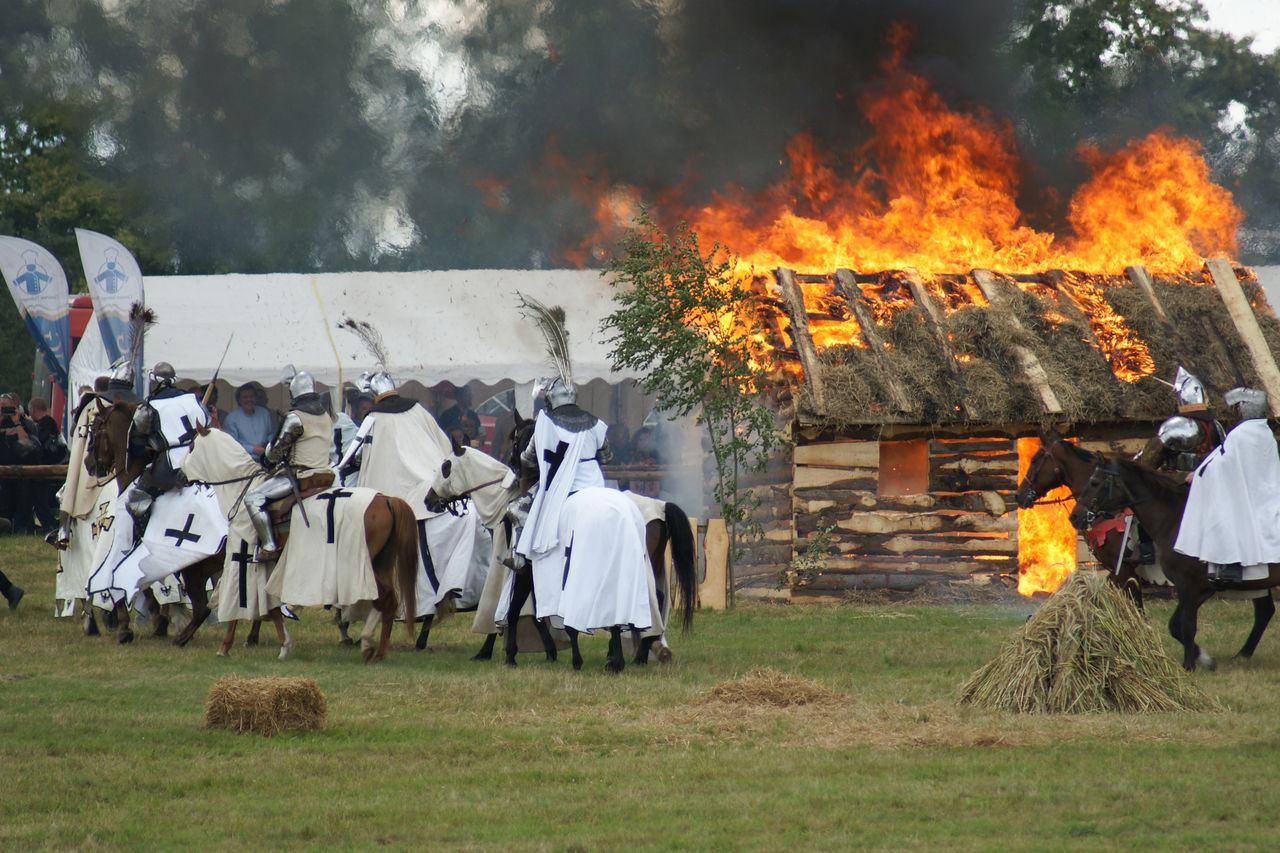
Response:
604,210,785,606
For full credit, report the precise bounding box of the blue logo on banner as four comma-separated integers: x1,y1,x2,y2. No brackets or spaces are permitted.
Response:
13,251,52,295
94,248,129,294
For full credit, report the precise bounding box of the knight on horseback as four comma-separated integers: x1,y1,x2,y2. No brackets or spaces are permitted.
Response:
243,369,334,563
1132,366,1225,563
1175,386,1280,583
122,361,209,539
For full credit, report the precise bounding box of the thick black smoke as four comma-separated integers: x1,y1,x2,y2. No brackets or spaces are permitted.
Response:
1,0,1274,272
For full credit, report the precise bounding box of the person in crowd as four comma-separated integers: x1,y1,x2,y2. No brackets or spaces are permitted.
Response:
27,397,64,531
459,410,483,447
354,393,374,425
0,567,22,609
0,393,43,533
631,426,661,466
224,381,274,461
606,423,632,465
199,384,225,429
437,385,479,437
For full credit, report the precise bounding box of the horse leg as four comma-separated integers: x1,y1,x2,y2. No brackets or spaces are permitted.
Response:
633,633,660,666
415,615,434,652
1237,592,1275,659
1179,589,1216,671
175,567,210,646
270,609,292,661
566,627,583,671
533,618,557,662
503,572,534,667
83,606,100,637
359,606,381,663
245,619,262,646
335,607,355,646
116,601,134,645
217,621,237,657
374,597,396,663
148,591,170,638
1168,601,1184,644
472,633,497,661
605,626,625,674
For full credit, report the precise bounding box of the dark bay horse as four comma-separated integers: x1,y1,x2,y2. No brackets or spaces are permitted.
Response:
1071,456,1279,670
1015,432,1144,605
85,400,224,646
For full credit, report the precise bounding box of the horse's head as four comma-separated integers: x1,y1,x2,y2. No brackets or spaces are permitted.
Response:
507,408,537,481
424,439,471,513
1015,444,1059,510
1069,457,1127,532
84,401,134,479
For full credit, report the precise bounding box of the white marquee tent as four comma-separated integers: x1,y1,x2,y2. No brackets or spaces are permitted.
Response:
70,269,631,391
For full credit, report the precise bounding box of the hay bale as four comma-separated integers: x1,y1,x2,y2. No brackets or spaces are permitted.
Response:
204,676,326,736
701,667,844,708
958,571,1219,714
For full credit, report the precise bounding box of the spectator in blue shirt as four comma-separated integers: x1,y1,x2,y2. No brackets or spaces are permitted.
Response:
224,382,274,462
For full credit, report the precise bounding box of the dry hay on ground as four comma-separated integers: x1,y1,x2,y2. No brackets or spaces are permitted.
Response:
958,570,1219,714
700,666,844,708
204,676,327,736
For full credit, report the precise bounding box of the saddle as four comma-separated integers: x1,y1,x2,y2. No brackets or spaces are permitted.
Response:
265,472,336,528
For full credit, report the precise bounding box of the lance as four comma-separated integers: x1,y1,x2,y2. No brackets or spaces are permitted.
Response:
201,333,235,410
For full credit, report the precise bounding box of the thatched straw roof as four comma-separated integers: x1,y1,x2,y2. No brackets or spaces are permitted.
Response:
775,261,1280,428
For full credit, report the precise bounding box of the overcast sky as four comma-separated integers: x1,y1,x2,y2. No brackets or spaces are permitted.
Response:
1202,0,1280,53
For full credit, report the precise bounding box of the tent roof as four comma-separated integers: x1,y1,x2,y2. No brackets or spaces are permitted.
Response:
141,269,625,388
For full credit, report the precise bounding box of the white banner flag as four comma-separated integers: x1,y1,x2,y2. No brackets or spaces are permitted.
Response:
74,228,145,366
0,236,72,389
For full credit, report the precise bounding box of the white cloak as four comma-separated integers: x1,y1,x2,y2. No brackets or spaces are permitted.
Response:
1174,418,1280,565
267,486,379,608
180,428,280,622
357,402,488,615
516,412,607,561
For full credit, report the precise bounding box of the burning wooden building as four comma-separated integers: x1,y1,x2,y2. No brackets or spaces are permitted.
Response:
747,259,1280,599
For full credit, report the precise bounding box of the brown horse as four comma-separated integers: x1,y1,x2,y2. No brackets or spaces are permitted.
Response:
1071,456,1278,670
1015,430,1145,605
84,400,224,646
182,425,421,663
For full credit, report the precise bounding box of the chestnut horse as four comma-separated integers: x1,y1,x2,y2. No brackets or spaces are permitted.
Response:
1071,456,1278,670
84,400,224,646
182,425,421,663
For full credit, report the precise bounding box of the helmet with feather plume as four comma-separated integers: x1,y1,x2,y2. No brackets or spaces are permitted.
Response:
339,318,396,396
519,294,576,407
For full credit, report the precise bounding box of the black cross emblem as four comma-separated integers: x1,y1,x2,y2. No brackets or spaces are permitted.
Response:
164,513,202,548
417,521,439,589
315,489,355,544
562,539,574,590
177,415,199,447
230,539,253,608
543,440,570,486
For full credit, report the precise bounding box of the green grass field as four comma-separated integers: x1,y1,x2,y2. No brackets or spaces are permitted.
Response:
4,536,1280,851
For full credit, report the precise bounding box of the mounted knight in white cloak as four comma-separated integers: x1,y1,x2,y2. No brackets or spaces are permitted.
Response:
513,296,656,634
50,381,111,619
336,319,489,644
1174,387,1280,583
244,368,335,562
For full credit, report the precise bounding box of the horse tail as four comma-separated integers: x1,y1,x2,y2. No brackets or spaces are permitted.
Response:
664,501,696,634
388,497,419,639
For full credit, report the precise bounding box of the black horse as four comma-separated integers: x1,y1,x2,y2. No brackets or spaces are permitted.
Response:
1070,456,1278,670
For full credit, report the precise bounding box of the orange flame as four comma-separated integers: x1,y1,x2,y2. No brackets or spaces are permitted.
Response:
1016,437,1078,595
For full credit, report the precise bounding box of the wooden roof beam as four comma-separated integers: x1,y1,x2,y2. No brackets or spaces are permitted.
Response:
1206,258,1280,418
774,268,827,412
971,268,1064,415
833,269,917,414
900,267,979,419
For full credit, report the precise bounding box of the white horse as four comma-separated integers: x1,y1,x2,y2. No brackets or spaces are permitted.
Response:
425,437,696,671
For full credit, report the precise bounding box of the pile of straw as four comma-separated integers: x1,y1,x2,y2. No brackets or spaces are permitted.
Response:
958,570,1219,714
701,667,844,708
204,676,327,736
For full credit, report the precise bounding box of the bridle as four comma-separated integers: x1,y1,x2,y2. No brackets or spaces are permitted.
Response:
1075,462,1134,528
1020,441,1075,507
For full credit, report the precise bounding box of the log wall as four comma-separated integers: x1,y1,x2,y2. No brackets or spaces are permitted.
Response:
791,436,1018,597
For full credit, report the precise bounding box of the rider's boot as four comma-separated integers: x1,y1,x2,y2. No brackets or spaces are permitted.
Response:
124,488,154,547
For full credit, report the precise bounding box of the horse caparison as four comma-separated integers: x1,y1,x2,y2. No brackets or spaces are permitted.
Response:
1070,456,1278,671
